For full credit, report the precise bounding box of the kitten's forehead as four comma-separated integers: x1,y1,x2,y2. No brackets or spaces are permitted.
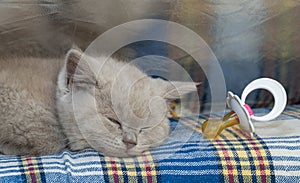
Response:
102,72,167,129
69,54,169,129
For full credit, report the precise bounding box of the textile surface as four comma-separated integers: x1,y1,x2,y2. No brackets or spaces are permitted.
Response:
0,106,300,183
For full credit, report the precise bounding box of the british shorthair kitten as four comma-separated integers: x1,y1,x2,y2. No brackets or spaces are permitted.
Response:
0,49,196,157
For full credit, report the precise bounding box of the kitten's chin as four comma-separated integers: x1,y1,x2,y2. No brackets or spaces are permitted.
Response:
126,138,168,157
126,145,149,157
100,150,141,158
100,147,144,157
99,147,146,157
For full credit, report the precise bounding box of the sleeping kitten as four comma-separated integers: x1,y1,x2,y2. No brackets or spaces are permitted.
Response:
56,49,197,157
0,49,196,157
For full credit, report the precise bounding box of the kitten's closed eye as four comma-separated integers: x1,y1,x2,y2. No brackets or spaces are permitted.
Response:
107,117,121,126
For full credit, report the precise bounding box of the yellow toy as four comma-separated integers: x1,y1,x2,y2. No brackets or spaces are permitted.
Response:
169,101,179,119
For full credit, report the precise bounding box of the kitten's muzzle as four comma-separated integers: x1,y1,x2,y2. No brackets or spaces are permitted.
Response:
122,131,137,149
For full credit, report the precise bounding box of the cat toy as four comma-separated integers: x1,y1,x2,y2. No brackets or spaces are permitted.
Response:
202,78,287,139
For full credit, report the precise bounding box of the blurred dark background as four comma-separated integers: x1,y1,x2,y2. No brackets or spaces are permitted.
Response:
1,0,299,111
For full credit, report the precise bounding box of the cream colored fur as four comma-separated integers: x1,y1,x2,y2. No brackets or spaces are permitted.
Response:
56,49,197,157
0,57,65,155
0,49,196,157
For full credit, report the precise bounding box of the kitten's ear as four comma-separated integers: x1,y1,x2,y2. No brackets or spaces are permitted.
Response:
65,49,82,79
154,79,200,100
64,49,96,88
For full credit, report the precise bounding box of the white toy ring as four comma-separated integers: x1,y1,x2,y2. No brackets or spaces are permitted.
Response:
241,78,287,121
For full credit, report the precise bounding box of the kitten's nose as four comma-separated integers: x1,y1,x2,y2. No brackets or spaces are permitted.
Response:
123,132,137,149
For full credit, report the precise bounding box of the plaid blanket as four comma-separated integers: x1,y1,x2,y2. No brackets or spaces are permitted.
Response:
1,106,300,183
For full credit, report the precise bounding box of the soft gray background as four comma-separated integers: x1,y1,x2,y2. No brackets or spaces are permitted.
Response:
1,0,299,110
